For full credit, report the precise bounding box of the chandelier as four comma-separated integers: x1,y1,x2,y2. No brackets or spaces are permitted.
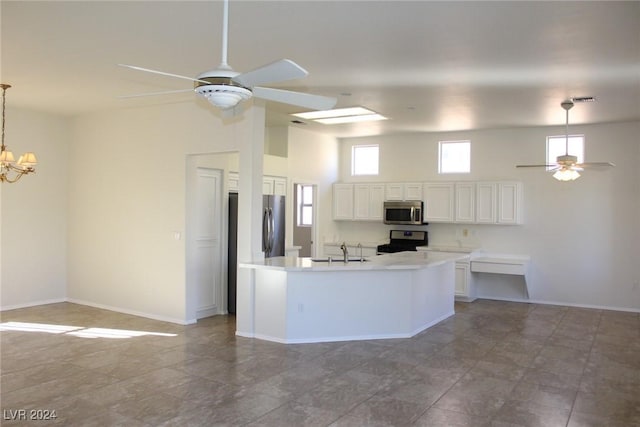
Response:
1,84,37,183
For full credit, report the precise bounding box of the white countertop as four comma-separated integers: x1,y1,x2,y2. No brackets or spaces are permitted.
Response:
239,251,467,272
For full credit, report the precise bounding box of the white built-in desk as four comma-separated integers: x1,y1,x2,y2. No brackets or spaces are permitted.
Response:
471,254,531,298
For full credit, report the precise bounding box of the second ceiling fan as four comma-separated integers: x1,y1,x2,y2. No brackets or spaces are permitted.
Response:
119,0,336,113
516,99,615,181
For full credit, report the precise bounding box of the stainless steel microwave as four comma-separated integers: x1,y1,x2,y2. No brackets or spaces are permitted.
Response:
383,200,424,225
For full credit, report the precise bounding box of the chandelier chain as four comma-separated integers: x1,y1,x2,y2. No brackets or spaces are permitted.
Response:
1,84,6,150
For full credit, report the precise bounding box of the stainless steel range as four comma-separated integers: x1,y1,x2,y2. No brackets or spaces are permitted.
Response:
376,230,428,254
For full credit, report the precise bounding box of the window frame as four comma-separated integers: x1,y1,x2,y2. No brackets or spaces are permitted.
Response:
438,140,471,174
296,184,313,227
351,144,379,176
546,134,584,170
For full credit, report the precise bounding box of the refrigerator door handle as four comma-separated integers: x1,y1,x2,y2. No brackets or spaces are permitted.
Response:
269,208,275,253
262,208,269,253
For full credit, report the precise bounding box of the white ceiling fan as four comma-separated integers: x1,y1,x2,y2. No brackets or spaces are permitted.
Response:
119,0,336,113
516,99,615,181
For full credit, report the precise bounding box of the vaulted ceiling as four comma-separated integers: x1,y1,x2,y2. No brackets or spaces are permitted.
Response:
2,1,639,138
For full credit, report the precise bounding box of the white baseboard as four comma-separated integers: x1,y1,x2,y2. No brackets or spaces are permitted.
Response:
66,298,193,325
0,298,67,312
475,295,640,313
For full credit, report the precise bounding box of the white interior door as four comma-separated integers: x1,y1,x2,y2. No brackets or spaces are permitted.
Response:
194,167,223,319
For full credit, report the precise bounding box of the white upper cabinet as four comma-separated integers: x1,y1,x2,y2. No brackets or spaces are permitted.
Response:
333,183,354,220
455,182,476,223
404,183,423,200
476,181,523,224
423,182,455,222
497,181,523,224
333,180,522,224
228,171,239,193
353,183,385,221
384,183,404,201
263,176,287,196
385,182,423,201
475,182,497,223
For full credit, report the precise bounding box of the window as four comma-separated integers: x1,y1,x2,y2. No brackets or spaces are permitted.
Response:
439,140,470,174
296,184,313,226
352,145,379,176
547,135,584,169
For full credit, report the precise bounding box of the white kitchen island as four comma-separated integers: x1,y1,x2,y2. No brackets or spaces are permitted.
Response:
238,251,465,343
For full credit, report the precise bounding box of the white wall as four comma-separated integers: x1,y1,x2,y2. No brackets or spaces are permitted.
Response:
335,121,640,311
67,103,241,323
286,126,340,252
1,108,69,309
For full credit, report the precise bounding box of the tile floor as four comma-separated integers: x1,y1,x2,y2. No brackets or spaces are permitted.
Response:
1,300,639,426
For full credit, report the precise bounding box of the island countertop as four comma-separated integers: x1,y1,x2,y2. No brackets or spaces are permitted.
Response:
239,251,468,272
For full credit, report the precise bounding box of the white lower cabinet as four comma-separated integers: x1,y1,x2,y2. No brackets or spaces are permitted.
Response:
454,258,476,301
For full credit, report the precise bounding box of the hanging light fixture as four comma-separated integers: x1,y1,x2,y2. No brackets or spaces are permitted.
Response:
516,98,614,180
552,100,581,181
0,84,37,183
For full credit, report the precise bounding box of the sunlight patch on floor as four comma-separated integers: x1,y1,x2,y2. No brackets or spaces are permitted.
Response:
0,321,177,339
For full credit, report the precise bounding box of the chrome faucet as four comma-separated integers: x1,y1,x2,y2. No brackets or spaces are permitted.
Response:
357,243,363,262
340,242,349,262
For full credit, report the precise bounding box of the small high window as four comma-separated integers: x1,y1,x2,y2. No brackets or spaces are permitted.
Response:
547,135,584,169
439,140,470,174
352,145,379,176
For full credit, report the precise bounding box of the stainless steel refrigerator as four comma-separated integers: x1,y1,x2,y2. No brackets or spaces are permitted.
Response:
262,194,286,258
227,193,285,314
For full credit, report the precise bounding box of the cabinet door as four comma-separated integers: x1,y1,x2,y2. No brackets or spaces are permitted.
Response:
228,172,239,193
369,184,385,220
273,177,287,196
333,183,354,220
455,263,469,296
385,183,404,201
498,182,523,224
353,184,372,220
404,183,423,200
423,182,454,222
262,178,274,195
455,182,475,223
476,182,497,223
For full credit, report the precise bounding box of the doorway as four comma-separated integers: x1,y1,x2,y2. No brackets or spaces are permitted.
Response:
293,183,316,257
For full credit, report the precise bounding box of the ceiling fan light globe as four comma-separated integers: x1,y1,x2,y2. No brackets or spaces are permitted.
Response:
195,85,252,109
553,168,580,181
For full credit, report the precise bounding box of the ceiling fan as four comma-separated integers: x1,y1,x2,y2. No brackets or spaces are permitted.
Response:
516,99,615,181
119,0,336,113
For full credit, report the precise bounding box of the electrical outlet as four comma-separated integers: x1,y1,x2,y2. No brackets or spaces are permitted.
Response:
462,229,469,237
298,303,304,313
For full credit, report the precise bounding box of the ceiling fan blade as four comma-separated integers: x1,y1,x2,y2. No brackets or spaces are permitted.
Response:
252,87,337,110
118,64,211,85
576,162,616,167
515,164,557,168
233,59,308,88
117,89,194,99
